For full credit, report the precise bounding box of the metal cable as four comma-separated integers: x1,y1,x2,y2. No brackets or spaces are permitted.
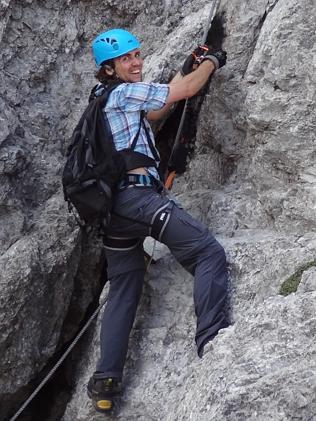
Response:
9,297,108,421
10,242,156,421
167,0,221,169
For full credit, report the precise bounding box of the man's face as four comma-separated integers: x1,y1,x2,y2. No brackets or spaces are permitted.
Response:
113,49,143,83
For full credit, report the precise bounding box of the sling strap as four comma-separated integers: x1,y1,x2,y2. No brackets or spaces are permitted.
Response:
130,111,160,162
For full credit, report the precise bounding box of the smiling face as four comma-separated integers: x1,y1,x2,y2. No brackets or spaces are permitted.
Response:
112,49,143,83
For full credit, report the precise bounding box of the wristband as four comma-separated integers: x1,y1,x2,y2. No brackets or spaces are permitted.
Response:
201,55,219,70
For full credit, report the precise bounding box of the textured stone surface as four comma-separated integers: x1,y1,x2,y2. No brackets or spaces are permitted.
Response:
63,261,316,421
1,0,315,420
168,292,316,421
0,1,108,417
298,267,316,294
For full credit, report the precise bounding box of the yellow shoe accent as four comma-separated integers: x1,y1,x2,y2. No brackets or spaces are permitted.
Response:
96,399,112,410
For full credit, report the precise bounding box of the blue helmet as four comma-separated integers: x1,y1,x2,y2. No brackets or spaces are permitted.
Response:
92,29,141,66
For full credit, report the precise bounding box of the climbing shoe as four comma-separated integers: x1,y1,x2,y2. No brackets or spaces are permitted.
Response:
87,375,122,413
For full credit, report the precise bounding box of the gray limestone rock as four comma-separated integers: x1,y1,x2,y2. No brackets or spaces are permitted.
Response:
0,0,315,420
62,263,316,421
298,267,316,294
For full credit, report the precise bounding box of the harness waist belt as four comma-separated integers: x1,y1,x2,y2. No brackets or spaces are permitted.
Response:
118,174,163,191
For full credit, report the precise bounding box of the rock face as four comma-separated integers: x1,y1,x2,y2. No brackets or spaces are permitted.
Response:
0,0,315,420
64,278,316,421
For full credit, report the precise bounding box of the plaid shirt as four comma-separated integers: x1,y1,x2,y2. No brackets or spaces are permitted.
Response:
103,82,169,179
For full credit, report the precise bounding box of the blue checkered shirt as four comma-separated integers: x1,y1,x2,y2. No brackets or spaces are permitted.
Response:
103,82,169,179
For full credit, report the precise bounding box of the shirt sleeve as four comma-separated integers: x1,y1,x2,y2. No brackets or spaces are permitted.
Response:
106,82,170,112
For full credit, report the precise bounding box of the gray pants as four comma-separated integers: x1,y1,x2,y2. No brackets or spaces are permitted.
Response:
96,186,228,379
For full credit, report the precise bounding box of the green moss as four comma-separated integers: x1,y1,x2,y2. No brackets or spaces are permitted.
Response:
279,258,316,296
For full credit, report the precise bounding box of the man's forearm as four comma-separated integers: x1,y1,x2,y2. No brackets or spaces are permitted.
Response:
167,60,215,104
147,59,215,121
169,71,183,85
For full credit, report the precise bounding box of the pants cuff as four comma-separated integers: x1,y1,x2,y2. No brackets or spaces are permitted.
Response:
93,371,122,381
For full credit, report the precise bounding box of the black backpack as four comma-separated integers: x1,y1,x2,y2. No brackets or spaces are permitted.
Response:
62,82,126,229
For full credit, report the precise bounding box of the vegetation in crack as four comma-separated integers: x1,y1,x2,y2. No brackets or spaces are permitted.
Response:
279,258,316,296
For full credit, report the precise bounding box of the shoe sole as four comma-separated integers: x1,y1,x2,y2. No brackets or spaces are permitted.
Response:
87,389,119,414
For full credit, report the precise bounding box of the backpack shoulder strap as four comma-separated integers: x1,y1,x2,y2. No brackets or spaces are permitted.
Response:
132,112,160,161
100,86,159,163
129,111,145,151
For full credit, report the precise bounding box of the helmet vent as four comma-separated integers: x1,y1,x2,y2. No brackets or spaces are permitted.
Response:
92,29,140,65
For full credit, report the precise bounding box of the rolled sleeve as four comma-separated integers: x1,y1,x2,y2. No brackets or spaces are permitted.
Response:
108,82,169,112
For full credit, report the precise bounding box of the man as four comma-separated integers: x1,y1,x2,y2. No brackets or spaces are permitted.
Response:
87,28,228,413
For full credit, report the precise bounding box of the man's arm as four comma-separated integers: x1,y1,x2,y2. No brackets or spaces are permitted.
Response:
147,60,215,121
167,60,215,103
146,71,183,121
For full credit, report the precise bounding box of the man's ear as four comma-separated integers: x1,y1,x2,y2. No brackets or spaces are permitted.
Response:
104,65,115,76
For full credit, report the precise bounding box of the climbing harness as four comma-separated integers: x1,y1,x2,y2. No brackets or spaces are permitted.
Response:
165,0,221,190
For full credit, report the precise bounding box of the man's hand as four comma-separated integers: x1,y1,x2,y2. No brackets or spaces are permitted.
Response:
180,45,227,75
180,45,210,76
180,53,195,76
